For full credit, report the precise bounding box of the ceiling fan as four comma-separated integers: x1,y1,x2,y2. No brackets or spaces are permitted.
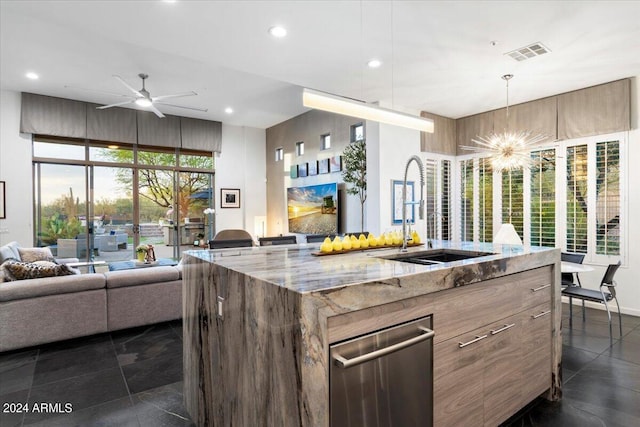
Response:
74,73,208,118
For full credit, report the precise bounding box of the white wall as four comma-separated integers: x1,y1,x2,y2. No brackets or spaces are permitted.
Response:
215,124,267,239
0,90,32,245
0,90,267,246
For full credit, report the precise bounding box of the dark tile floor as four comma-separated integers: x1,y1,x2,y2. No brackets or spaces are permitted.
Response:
1,305,638,427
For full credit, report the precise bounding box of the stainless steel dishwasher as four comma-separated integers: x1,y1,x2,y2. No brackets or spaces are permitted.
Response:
330,316,434,427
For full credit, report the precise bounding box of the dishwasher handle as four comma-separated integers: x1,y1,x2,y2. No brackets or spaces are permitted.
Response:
333,326,435,369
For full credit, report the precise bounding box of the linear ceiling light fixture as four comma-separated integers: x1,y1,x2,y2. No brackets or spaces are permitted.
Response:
461,74,546,172
303,88,434,133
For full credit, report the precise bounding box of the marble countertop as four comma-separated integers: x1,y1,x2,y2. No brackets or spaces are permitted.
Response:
183,241,558,294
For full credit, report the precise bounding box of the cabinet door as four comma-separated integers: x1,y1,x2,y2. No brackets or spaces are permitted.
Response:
434,325,487,426
520,303,552,405
483,314,522,427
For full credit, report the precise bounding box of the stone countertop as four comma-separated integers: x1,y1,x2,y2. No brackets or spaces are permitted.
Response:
183,240,558,294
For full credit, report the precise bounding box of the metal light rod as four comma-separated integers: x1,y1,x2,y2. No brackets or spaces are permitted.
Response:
303,88,434,133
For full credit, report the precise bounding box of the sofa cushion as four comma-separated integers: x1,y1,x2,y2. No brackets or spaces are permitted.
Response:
104,266,180,289
0,273,106,302
1,260,76,281
18,247,55,263
0,241,21,263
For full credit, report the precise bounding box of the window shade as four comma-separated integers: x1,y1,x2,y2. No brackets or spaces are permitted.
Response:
86,104,137,144
180,117,222,153
441,160,452,241
558,79,630,140
20,93,86,138
137,111,181,148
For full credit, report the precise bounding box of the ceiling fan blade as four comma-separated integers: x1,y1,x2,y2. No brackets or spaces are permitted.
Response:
64,85,133,99
149,104,165,118
113,75,143,97
152,91,197,102
96,100,134,109
155,102,208,112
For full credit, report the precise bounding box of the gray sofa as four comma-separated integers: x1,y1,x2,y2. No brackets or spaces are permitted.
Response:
0,242,182,352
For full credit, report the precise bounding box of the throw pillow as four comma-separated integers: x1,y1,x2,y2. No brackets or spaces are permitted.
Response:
18,247,55,263
2,260,75,281
0,245,17,264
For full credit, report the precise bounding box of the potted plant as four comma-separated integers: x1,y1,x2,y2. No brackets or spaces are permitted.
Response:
135,244,149,262
342,138,367,233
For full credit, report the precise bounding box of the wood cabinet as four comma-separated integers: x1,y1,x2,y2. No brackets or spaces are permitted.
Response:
433,267,552,426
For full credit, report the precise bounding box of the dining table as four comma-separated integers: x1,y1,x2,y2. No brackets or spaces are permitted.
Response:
561,261,594,273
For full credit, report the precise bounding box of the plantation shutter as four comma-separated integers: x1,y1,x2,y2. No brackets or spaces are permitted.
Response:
566,145,588,253
441,160,452,241
595,141,620,255
478,158,493,242
530,149,556,247
460,159,474,241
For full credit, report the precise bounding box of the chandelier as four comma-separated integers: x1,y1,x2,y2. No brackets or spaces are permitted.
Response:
462,74,547,171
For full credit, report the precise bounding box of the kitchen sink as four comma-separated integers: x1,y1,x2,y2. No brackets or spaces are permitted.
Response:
379,249,494,266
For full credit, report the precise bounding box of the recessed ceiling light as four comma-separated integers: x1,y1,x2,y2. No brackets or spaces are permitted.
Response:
367,59,382,68
107,145,119,149
26,72,39,80
224,107,234,114
269,26,287,38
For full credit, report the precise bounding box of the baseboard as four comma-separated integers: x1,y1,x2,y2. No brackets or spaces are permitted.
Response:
561,296,640,318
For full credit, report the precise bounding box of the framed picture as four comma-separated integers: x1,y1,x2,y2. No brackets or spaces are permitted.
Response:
298,162,308,177
0,181,5,219
220,188,240,208
290,165,298,179
319,158,330,174
308,160,318,176
391,180,414,225
330,155,342,173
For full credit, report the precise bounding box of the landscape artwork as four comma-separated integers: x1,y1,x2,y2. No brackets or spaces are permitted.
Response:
287,183,338,234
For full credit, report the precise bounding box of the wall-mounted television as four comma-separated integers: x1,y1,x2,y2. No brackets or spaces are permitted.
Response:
287,183,338,235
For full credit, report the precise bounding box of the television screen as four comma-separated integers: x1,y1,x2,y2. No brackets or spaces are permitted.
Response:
287,183,338,234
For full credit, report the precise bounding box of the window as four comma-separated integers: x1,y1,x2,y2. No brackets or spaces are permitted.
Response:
321,134,331,150
530,149,556,247
460,159,474,241
275,147,284,162
502,169,524,240
424,157,453,241
566,145,588,253
350,123,364,142
455,133,625,264
595,141,620,255
295,141,304,156
478,158,493,242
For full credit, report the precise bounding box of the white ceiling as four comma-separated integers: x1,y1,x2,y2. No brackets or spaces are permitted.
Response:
2,1,639,129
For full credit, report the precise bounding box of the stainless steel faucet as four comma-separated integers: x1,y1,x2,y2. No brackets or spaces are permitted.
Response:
401,155,425,251
427,211,443,249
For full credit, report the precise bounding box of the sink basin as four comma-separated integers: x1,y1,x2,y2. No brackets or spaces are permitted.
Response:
379,249,494,266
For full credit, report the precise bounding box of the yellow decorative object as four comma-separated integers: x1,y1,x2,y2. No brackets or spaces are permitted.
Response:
367,233,377,247
384,233,393,246
332,236,343,251
350,235,360,249
411,230,421,244
359,234,369,248
392,231,401,245
320,237,333,253
341,236,352,250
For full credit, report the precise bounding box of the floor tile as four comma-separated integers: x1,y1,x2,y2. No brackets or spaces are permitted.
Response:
24,367,129,424
0,388,29,427
560,345,599,375
32,341,118,387
121,354,183,394
23,397,139,427
0,349,37,396
36,334,113,359
568,354,640,393
132,382,194,427
113,324,182,366
562,329,617,354
605,336,640,365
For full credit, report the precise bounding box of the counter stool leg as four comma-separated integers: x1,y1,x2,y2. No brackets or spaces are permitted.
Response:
569,296,573,327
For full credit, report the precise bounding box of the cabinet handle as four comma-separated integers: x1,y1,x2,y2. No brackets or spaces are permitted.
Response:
333,327,435,369
490,323,516,335
532,310,551,319
531,284,551,292
458,334,488,348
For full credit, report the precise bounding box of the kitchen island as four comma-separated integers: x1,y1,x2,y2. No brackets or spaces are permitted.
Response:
182,241,561,426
